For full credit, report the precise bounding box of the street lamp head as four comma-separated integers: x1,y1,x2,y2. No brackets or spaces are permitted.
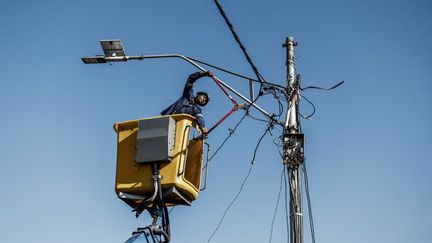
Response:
81,39,127,64
81,56,107,64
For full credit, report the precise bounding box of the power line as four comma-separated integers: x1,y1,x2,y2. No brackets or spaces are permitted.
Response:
212,0,268,85
187,56,286,90
207,126,271,243
269,167,285,243
206,162,253,243
303,162,316,243
301,80,344,91
208,112,248,162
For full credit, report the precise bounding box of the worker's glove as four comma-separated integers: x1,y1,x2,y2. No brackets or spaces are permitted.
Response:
194,133,208,140
199,127,208,140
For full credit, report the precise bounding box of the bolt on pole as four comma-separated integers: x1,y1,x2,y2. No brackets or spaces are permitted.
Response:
282,36,304,243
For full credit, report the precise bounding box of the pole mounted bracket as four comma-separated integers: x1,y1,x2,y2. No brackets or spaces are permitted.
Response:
283,133,305,165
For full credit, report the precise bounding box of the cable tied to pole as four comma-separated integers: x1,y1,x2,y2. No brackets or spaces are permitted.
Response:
269,167,285,243
303,162,316,243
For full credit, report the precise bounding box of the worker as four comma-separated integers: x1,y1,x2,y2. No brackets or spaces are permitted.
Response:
161,71,212,136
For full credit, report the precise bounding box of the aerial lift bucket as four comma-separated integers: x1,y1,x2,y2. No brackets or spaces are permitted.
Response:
113,114,204,209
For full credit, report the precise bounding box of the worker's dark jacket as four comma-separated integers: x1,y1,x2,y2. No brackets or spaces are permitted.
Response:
161,72,206,129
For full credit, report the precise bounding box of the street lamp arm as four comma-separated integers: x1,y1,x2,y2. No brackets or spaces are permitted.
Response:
106,54,280,125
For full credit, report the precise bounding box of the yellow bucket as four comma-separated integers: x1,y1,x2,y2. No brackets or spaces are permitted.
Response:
113,114,203,208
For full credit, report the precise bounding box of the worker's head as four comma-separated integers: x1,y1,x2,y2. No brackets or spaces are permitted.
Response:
195,91,209,106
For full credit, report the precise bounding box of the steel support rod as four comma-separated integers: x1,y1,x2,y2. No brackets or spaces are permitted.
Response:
105,54,277,124
282,36,303,243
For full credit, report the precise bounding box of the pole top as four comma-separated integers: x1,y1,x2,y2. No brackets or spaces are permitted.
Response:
283,36,297,47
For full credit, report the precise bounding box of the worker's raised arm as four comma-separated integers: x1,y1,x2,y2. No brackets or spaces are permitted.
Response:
195,113,206,131
182,71,212,97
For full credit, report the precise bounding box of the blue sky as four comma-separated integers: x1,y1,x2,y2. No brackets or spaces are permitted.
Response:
0,0,431,242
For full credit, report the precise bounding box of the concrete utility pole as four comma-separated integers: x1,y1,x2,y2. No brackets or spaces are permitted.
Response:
282,36,305,243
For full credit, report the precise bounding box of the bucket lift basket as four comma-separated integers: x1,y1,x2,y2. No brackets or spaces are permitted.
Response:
113,114,204,209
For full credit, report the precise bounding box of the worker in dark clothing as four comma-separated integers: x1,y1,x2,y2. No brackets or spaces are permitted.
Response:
161,71,212,135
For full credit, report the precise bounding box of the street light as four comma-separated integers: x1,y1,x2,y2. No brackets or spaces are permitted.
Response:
82,40,127,64
81,56,107,64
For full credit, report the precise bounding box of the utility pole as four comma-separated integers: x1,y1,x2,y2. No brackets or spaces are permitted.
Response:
282,36,305,243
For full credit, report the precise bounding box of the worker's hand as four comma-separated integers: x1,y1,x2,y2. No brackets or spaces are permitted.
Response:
194,132,208,140
200,127,208,140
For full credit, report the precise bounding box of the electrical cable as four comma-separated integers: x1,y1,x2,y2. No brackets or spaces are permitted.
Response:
299,95,316,120
303,162,316,243
272,137,284,159
287,165,304,243
212,0,267,85
204,85,286,169
168,206,175,215
207,126,271,243
187,56,286,90
205,4,334,243
301,80,344,91
211,0,295,127
297,80,345,121
269,167,285,243
212,0,282,120
198,60,289,127
207,164,253,243
207,112,248,163
248,113,270,123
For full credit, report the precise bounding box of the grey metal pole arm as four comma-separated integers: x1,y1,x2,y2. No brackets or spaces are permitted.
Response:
105,54,279,124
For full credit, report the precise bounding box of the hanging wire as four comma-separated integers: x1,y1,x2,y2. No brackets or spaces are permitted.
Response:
269,167,285,243
303,162,316,243
248,113,271,123
207,126,271,243
169,206,175,215
299,95,316,120
203,89,285,171
208,112,248,162
301,80,344,91
272,141,290,243
204,82,288,169
286,165,304,242
297,80,344,120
